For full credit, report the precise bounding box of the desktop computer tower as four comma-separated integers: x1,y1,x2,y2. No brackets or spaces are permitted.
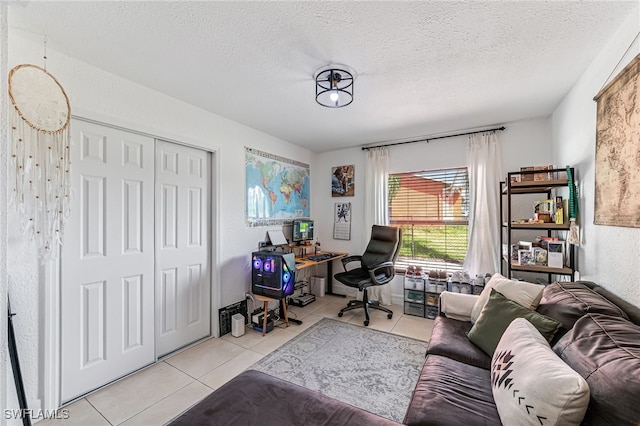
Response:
251,251,296,299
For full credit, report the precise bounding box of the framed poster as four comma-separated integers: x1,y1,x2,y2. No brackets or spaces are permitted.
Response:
333,202,351,240
245,147,310,226
594,52,640,228
331,165,355,197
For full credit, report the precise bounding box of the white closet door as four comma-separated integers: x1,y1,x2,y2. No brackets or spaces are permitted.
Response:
155,140,211,356
61,121,156,402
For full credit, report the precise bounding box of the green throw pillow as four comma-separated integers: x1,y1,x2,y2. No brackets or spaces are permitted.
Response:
467,290,561,356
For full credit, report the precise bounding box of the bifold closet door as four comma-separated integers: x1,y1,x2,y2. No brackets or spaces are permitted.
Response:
61,121,156,402
155,140,211,357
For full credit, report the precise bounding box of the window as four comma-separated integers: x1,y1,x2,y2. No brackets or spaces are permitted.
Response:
389,167,469,273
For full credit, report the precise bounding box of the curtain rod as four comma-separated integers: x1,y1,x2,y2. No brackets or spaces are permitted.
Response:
361,126,506,151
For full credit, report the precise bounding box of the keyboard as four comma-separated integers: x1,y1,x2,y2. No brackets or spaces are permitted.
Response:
308,253,335,262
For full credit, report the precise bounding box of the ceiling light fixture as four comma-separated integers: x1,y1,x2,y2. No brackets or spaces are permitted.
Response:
315,66,354,108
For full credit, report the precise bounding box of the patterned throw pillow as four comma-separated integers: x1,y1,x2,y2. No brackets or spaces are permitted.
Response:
491,318,590,426
470,273,544,324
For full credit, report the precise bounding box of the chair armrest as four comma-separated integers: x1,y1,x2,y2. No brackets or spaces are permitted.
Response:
341,255,363,270
366,261,395,285
438,291,479,322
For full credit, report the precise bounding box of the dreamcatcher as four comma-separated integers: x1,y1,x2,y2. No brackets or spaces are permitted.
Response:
8,60,71,256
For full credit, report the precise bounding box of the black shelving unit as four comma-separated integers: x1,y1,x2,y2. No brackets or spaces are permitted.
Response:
500,167,576,282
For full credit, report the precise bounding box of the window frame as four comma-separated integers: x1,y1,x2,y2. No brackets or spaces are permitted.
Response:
388,167,469,274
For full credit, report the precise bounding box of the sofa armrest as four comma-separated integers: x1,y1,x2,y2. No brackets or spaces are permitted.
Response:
439,291,479,322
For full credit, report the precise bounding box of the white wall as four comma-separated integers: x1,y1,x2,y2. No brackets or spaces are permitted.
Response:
551,11,640,307
314,117,554,301
4,31,314,415
1,2,10,423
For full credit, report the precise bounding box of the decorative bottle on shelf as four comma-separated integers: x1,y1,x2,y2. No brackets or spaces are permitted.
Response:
315,239,320,254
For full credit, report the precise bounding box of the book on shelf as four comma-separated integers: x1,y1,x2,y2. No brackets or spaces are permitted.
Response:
534,165,554,181
518,164,556,182
520,166,535,181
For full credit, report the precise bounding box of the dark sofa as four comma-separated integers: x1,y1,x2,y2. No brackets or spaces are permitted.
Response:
170,281,640,426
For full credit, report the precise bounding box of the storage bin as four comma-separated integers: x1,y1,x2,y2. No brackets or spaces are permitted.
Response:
404,277,416,289
436,282,447,293
425,293,439,306
404,301,425,317
459,283,472,294
472,284,484,295
426,280,437,293
448,282,461,293
426,305,439,319
404,289,425,304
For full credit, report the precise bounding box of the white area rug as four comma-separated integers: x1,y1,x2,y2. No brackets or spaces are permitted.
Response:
250,318,426,422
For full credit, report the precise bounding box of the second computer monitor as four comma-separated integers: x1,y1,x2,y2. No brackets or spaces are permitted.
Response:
292,219,314,242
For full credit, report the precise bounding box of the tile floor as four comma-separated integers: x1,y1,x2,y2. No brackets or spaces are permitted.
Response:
40,295,434,426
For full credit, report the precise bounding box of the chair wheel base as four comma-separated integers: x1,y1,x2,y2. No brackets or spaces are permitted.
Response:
363,320,369,326
338,312,344,317
387,313,393,319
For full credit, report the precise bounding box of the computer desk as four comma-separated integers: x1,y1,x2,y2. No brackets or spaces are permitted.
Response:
294,251,348,297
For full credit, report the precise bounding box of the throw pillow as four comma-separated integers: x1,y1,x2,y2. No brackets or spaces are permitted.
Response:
552,313,640,425
492,318,590,426
470,273,544,324
467,290,561,356
536,281,629,332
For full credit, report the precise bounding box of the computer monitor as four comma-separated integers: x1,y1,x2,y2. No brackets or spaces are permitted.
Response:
292,219,314,242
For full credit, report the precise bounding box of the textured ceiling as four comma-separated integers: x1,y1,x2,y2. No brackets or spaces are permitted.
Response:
8,1,637,152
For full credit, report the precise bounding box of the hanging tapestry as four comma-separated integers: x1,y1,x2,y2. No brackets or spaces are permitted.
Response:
245,147,310,226
594,52,640,228
8,64,72,255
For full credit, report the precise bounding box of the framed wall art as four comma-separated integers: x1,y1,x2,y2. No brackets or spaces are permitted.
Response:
333,202,351,240
331,164,354,197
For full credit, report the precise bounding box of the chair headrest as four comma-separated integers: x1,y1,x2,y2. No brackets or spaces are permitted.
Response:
362,225,401,268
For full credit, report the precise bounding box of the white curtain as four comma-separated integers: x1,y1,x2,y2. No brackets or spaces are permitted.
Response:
364,147,392,305
463,132,503,278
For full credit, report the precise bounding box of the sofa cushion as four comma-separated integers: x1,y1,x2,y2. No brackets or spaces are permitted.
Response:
492,318,590,426
470,273,544,324
536,282,629,334
426,316,491,369
169,369,401,426
404,354,500,426
467,290,561,356
553,313,640,425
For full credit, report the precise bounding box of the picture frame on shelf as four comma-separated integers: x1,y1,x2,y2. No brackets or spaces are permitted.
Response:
518,249,534,266
510,244,519,261
518,241,532,251
547,241,564,268
533,247,548,265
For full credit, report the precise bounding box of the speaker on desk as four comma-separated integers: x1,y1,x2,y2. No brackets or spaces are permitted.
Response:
251,251,296,299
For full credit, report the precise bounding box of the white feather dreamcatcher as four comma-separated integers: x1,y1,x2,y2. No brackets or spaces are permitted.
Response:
8,63,71,256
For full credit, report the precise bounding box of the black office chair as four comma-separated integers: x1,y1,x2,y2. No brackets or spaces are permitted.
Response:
335,225,402,326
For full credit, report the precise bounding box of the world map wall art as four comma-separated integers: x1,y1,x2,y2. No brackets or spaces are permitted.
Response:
245,147,310,226
593,52,640,228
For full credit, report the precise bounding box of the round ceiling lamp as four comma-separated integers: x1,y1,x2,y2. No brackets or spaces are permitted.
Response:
315,65,354,108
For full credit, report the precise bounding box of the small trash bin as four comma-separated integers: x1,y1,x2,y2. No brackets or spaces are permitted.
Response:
311,276,325,297
231,313,245,337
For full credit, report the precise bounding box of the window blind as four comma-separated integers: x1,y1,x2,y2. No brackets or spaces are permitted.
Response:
389,167,469,273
